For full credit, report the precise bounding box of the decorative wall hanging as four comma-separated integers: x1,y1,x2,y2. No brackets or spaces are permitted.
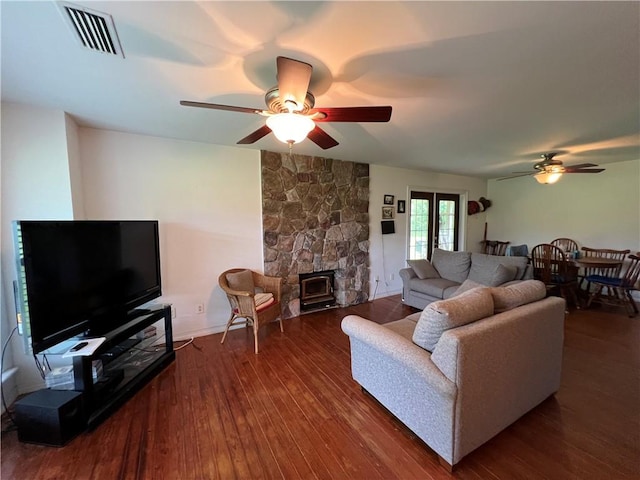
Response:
468,197,492,215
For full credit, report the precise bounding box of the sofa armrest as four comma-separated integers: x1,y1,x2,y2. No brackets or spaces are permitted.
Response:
341,315,457,463
430,296,565,464
342,315,452,388
399,267,417,282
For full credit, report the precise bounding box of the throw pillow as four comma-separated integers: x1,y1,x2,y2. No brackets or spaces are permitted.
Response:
468,262,518,287
226,269,255,292
452,278,484,296
491,280,547,313
431,249,472,283
407,259,440,279
412,287,494,352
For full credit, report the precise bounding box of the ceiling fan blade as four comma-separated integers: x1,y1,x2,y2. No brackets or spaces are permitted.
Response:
311,106,392,122
564,168,605,174
497,172,536,181
307,125,339,149
276,56,312,111
237,125,272,144
180,100,263,115
563,163,598,169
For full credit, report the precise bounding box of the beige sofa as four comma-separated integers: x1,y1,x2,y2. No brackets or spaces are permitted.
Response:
400,249,533,310
341,280,565,469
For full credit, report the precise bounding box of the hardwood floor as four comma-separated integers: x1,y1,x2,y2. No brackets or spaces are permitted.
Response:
2,295,639,479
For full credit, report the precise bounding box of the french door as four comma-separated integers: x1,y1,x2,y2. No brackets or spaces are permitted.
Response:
408,191,460,260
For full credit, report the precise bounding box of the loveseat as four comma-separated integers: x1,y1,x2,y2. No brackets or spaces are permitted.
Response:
400,248,533,310
341,280,565,469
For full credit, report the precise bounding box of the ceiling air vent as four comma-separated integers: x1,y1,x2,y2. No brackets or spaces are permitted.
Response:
58,2,124,58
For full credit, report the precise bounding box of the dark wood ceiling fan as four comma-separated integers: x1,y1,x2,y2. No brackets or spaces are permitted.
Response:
498,152,605,183
180,56,392,150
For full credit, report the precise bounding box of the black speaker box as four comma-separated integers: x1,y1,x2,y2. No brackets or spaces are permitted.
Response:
14,389,86,446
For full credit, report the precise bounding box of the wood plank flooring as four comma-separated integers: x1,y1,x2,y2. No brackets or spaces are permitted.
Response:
2,295,639,479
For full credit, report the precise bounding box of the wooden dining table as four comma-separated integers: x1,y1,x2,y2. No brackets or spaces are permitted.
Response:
573,257,623,268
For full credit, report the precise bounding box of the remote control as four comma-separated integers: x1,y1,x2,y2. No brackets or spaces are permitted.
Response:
70,341,88,352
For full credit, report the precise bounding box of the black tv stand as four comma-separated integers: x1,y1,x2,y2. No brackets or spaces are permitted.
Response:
72,305,174,429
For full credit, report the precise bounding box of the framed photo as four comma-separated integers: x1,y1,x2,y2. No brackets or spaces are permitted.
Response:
382,206,394,219
397,200,406,214
383,194,394,205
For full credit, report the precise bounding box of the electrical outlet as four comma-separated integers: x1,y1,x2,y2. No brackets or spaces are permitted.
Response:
171,305,176,318
375,275,380,282
196,303,205,314
389,273,395,281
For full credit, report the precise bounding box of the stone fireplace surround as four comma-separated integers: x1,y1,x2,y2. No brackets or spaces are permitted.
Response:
261,150,370,319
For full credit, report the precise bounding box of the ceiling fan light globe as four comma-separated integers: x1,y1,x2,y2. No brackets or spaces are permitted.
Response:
534,171,562,184
266,113,315,145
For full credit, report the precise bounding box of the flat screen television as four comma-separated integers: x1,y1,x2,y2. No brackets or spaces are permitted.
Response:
13,220,162,354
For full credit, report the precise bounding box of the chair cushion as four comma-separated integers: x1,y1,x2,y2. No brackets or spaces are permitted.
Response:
431,249,472,283
407,259,440,279
256,297,276,312
585,275,623,286
255,292,274,306
226,269,254,292
412,287,494,352
490,280,547,313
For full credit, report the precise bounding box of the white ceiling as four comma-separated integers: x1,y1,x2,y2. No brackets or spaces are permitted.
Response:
2,1,639,179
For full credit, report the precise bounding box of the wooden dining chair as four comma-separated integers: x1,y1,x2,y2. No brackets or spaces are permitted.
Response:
586,253,640,317
579,247,630,293
550,238,578,254
530,243,580,310
481,240,510,256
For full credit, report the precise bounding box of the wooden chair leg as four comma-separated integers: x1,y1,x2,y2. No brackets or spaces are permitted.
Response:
278,317,284,333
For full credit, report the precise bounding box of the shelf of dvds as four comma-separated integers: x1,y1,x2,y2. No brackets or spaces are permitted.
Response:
72,305,175,429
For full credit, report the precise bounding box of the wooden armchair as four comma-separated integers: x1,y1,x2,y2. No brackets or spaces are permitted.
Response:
551,238,579,254
586,253,640,317
481,240,510,256
531,243,580,310
218,269,283,354
579,247,630,293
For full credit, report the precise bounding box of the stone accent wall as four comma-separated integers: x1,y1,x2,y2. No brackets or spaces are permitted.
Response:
261,150,370,318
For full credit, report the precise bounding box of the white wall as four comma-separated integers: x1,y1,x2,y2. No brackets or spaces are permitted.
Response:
369,164,488,297
1,103,76,398
487,159,640,252
79,128,264,341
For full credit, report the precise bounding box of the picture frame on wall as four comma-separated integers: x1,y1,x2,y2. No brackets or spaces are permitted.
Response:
397,200,406,214
383,194,394,205
382,206,394,219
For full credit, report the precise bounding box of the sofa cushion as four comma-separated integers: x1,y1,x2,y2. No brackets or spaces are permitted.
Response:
471,252,530,281
384,318,419,341
409,277,460,298
226,269,254,292
407,259,441,279
468,262,518,287
431,249,472,283
452,278,484,296
412,287,494,352
491,280,547,313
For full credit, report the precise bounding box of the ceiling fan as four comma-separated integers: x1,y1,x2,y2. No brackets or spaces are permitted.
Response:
498,152,605,184
180,56,392,150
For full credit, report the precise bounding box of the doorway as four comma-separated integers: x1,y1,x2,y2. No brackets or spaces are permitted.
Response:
408,191,460,260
